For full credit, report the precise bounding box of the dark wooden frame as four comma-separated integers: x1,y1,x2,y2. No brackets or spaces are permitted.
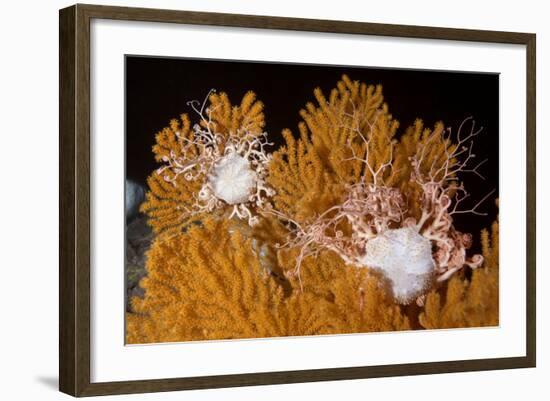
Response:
59,3,536,397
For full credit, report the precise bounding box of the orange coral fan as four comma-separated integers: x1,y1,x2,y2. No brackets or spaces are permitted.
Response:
419,218,499,329
128,77,498,343
127,219,286,343
140,90,274,238
127,219,410,344
278,250,410,333
268,75,495,305
268,75,398,223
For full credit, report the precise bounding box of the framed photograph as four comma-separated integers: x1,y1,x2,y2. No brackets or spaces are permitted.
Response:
59,4,536,397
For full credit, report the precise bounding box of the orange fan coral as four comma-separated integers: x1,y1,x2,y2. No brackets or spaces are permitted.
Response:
127,219,409,344
419,218,499,329
128,77,498,343
278,250,411,333
140,90,274,238
268,75,398,223
268,75,496,305
127,218,286,343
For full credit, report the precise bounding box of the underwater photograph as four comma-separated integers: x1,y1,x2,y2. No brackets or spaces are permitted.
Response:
124,56,499,344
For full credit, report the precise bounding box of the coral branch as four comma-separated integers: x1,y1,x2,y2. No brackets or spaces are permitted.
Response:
269,80,495,304
141,90,275,235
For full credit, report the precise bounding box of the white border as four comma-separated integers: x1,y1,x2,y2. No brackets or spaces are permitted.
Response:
90,19,526,382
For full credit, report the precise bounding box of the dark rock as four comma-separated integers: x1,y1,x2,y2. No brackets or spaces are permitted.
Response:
126,180,146,221
125,214,153,311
